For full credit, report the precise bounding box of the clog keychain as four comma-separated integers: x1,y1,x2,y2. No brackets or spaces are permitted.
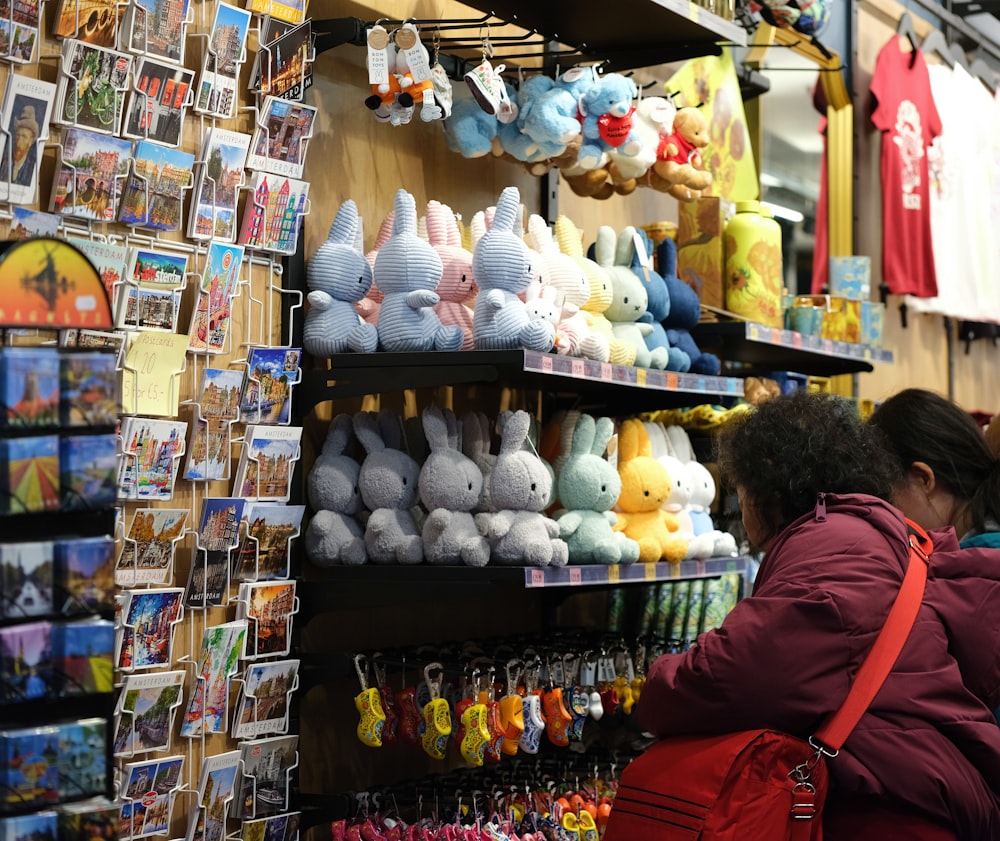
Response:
580,651,604,721
395,657,423,747
518,658,546,755
420,661,452,760
478,665,505,764
354,654,386,747
611,646,635,716
542,652,572,747
563,653,590,742
498,658,525,756
455,666,489,766
630,642,647,712
372,653,398,746
596,649,619,718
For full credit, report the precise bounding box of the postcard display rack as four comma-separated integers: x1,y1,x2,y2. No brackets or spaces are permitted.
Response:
0,0,314,826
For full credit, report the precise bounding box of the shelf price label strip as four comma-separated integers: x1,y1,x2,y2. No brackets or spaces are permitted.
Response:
743,322,893,364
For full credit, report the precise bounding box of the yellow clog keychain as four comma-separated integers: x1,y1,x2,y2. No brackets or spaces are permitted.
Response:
457,666,489,766
420,661,452,759
354,653,386,747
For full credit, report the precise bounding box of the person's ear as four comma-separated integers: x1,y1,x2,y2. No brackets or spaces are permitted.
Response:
910,461,937,495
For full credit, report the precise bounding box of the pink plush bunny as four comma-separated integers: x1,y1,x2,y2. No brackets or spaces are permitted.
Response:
355,211,393,325
426,200,477,350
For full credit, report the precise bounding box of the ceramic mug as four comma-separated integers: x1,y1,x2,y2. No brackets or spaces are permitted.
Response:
789,305,825,336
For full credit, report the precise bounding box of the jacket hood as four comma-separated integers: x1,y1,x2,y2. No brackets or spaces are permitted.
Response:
764,493,1000,709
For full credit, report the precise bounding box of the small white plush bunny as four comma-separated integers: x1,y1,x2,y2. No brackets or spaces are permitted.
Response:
418,406,490,567
304,414,366,566
476,410,567,567
353,410,423,564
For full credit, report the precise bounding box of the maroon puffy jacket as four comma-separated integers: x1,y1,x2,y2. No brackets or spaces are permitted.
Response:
637,493,1000,839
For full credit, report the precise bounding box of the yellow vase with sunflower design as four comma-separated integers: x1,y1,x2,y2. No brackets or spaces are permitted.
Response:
724,201,783,328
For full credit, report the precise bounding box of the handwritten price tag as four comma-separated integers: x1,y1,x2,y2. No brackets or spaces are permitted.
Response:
121,331,189,417
569,568,582,586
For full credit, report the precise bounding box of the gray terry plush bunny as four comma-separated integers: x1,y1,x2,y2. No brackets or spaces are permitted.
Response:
418,406,490,567
353,410,423,564
461,410,496,513
475,410,568,567
304,414,366,566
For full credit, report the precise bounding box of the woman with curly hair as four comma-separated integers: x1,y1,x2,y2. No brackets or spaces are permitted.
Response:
636,391,1000,840
867,387,1000,550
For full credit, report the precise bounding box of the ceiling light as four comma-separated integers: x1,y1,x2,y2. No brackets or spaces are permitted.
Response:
761,201,805,223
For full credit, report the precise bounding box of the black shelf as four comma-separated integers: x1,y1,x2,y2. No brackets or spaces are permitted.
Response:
692,321,894,377
0,508,116,542
299,351,744,414
461,0,747,69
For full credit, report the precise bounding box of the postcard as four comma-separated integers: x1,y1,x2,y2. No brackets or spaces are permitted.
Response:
52,619,114,696
50,127,132,221
10,207,60,239
246,0,306,26
115,285,181,331
251,20,312,101
187,242,245,354
184,418,231,482
57,796,118,841
0,76,57,204
0,727,59,809
116,508,187,586
239,347,300,426
65,237,130,309
60,432,117,511
199,367,243,421
116,587,183,670
0,540,53,619
247,98,315,179
126,246,188,287
0,0,46,63
238,581,295,660
0,621,53,702
59,328,126,360
54,535,116,614
233,425,301,502
119,755,183,838
57,717,107,799
186,497,245,607
118,141,194,232
188,128,251,242
0,810,57,837
232,659,299,739
239,812,300,841
55,40,132,135
52,0,123,45
194,2,252,120
1,346,59,427
113,671,184,756
59,351,118,427
124,59,195,147
117,417,186,500
120,332,189,417
180,620,246,737
1,434,60,514
186,751,241,841
232,504,303,582
234,735,297,819
119,0,189,63
237,172,308,255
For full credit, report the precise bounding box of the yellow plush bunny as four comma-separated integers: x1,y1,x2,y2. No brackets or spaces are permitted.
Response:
613,418,688,563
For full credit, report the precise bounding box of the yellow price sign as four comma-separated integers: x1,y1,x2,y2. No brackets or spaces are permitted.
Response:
644,563,657,581
607,565,620,583
636,367,647,386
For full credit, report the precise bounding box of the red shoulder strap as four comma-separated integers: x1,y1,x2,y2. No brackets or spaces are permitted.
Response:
812,520,932,752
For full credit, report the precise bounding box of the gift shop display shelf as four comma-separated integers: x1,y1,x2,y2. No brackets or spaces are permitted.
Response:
692,320,895,377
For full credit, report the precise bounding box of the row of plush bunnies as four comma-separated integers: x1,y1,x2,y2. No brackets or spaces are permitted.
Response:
304,405,736,569
303,186,719,375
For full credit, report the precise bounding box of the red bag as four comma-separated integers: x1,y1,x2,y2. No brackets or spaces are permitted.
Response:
604,525,932,841
607,730,828,840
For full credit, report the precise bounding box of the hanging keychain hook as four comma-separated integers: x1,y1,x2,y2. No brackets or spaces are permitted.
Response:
354,653,370,689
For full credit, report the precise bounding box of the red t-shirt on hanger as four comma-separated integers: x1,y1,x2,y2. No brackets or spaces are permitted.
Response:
870,38,942,298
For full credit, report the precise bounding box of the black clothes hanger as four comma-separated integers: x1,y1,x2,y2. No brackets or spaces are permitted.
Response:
897,12,918,68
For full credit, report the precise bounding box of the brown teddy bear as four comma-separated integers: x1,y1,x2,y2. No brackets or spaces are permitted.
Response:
647,106,714,201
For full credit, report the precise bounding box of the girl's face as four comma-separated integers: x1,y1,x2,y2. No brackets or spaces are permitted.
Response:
737,485,778,553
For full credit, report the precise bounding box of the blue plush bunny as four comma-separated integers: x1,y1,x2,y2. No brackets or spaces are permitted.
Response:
658,237,721,376
374,189,464,352
632,229,690,372
472,186,555,352
303,200,379,356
